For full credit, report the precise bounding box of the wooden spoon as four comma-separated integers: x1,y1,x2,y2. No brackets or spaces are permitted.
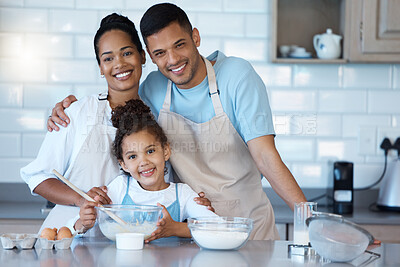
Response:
52,169,128,227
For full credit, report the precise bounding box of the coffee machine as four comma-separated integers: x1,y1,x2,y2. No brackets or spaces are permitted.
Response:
330,161,354,214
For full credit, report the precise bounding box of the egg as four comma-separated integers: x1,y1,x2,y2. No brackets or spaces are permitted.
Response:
40,227,57,240
57,226,72,240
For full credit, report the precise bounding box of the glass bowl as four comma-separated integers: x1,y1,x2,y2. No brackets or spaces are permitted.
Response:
96,204,162,241
187,217,253,250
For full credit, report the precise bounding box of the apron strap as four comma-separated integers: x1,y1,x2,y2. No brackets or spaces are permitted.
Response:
125,176,131,196
96,93,108,125
203,57,224,116
162,80,173,110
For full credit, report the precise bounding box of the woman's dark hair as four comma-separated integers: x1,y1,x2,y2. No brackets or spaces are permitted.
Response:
111,99,168,162
94,13,143,64
140,3,192,45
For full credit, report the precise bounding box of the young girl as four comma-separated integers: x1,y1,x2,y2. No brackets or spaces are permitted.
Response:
74,99,218,241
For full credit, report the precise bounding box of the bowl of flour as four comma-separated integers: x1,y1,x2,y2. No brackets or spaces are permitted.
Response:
188,217,253,250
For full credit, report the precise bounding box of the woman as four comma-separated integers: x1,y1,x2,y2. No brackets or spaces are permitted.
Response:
21,13,210,235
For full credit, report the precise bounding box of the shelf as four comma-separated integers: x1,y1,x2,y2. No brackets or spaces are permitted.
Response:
272,58,347,64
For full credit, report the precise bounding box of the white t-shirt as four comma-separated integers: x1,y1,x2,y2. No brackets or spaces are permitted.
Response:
107,174,217,222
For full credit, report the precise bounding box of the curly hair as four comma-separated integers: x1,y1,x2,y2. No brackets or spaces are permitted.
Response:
111,99,168,162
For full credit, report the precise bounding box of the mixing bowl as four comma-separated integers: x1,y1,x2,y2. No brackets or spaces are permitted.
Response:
187,217,253,250
306,213,374,262
97,204,162,241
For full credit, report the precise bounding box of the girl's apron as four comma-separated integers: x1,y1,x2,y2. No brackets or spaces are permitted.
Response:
121,177,181,222
157,58,279,240
39,94,120,236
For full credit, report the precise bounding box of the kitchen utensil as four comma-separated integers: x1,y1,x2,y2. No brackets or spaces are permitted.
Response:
52,169,127,227
187,217,253,250
377,159,400,211
279,45,291,58
313,28,342,59
306,212,374,262
96,204,162,241
293,202,317,245
116,233,144,250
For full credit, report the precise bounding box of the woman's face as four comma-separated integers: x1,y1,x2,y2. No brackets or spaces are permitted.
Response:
119,130,171,191
98,29,145,95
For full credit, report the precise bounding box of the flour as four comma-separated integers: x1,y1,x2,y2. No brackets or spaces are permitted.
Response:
191,230,249,250
99,221,156,241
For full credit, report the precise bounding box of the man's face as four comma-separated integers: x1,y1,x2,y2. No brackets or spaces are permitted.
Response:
145,22,205,89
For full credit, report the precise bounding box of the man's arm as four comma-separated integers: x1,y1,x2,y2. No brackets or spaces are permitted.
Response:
248,135,307,210
47,95,78,132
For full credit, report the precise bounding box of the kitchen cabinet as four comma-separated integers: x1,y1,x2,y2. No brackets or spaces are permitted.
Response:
0,219,43,234
271,0,400,63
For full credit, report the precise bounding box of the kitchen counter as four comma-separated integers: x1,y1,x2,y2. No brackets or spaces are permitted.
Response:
1,236,399,267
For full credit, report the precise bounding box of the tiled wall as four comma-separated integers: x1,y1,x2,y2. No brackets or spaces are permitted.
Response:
1,0,399,190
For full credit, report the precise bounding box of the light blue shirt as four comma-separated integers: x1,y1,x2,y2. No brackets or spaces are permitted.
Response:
139,50,275,143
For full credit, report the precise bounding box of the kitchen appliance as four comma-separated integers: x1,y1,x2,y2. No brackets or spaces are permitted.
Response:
332,161,353,214
377,159,400,211
313,28,342,59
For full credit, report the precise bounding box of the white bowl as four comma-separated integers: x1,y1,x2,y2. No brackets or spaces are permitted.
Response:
116,233,144,250
97,204,162,241
188,217,253,250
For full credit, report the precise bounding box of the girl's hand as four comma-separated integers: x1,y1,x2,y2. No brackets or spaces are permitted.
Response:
77,200,99,232
145,203,189,243
194,192,215,213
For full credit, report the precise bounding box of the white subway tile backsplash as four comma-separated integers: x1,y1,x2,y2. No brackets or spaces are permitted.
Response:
25,0,74,8
25,34,73,59
273,113,318,136
223,0,267,12
224,39,266,61
315,114,342,137
294,65,341,88
0,108,46,132
343,64,391,88
0,58,47,83
197,13,245,37
317,139,364,163
354,163,386,189
125,0,167,10
0,8,47,32
394,65,400,89
0,158,31,183
318,90,366,113
49,60,98,83
76,0,124,9
199,37,222,59
0,33,23,57
368,91,400,113
393,115,400,127
245,14,268,38
0,83,23,107
275,138,314,161
291,163,328,188
270,90,317,112
73,85,105,99
179,0,223,12
342,115,391,137
24,85,73,108
0,0,23,6
75,35,94,59
254,64,292,87
0,133,21,157
22,133,45,157
49,10,97,33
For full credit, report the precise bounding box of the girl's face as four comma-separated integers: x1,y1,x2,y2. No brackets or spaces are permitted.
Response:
119,130,171,191
98,29,145,95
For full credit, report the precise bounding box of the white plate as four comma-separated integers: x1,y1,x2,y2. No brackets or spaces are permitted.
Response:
289,52,312,59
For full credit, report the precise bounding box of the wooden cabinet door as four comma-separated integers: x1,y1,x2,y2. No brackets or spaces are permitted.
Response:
347,0,400,62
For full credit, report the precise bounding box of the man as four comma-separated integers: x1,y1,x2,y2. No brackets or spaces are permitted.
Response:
49,3,306,240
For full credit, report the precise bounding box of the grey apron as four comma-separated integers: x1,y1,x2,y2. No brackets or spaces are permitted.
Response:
157,58,279,240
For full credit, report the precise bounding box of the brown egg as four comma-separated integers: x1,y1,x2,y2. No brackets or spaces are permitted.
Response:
57,226,72,240
40,227,57,240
